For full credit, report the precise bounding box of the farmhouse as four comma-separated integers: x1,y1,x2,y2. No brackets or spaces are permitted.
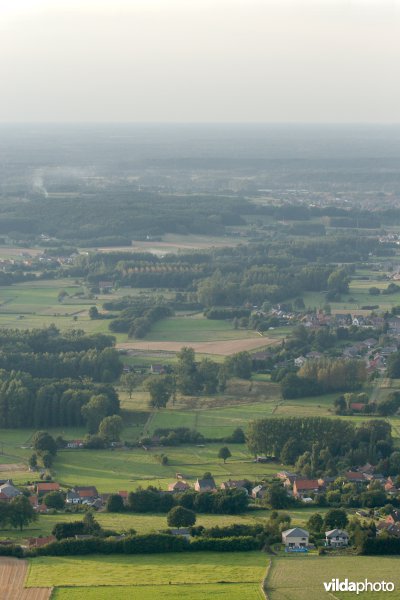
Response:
377,521,400,537
220,479,248,492
194,477,216,492
0,481,22,500
293,479,321,499
73,486,99,504
325,529,349,547
276,471,298,488
66,490,80,504
282,528,309,550
343,471,367,484
67,440,84,449
36,482,60,495
168,480,191,493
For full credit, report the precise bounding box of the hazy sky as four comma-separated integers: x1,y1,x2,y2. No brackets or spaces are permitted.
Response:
0,0,399,123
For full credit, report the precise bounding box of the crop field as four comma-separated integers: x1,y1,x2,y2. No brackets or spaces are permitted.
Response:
91,232,243,255
26,552,268,589
266,555,400,600
146,315,259,343
52,582,264,600
0,557,51,600
117,337,276,356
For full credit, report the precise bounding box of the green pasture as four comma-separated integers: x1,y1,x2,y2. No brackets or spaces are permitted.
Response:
0,505,330,543
266,555,400,600
26,552,268,588
145,315,258,343
51,443,280,491
0,510,273,541
302,273,400,312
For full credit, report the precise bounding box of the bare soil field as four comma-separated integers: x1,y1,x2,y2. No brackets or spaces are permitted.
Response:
0,557,52,600
117,337,279,356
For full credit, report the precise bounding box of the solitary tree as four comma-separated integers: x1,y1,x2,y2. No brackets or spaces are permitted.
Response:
9,495,37,531
98,415,124,441
32,431,57,456
167,506,196,529
145,376,173,409
89,306,99,319
121,371,141,399
218,446,232,464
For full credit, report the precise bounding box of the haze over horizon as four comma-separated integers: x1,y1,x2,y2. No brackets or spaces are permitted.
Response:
0,0,399,124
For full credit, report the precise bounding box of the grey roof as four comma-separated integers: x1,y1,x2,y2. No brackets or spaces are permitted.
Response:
325,529,349,538
0,482,22,498
282,527,309,538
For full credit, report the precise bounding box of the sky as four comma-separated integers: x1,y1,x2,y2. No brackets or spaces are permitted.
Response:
0,0,399,123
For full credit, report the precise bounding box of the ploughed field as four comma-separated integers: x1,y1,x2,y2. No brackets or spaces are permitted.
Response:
0,557,52,600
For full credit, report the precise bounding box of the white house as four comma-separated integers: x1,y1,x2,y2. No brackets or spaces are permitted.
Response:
325,529,349,547
282,528,309,550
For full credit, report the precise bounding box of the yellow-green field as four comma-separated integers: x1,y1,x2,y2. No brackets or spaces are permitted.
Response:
52,583,264,599
26,552,268,597
266,555,400,600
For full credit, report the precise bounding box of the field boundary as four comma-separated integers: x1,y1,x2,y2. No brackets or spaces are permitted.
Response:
261,559,272,600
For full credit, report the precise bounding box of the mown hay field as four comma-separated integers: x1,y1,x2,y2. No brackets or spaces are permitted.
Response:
52,583,264,599
27,552,268,588
266,555,400,600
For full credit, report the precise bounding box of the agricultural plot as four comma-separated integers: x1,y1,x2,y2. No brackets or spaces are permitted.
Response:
266,555,400,600
117,337,276,356
26,552,268,588
145,315,259,343
52,583,264,599
302,269,400,313
52,442,281,491
0,510,271,542
0,557,51,600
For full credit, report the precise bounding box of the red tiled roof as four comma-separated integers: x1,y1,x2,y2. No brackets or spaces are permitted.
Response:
75,486,98,497
344,472,366,481
350,403,366,411
37,482,60,493
294,479,320,490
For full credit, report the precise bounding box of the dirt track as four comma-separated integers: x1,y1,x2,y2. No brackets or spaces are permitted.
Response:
0,557,52,600
117,336,280,356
